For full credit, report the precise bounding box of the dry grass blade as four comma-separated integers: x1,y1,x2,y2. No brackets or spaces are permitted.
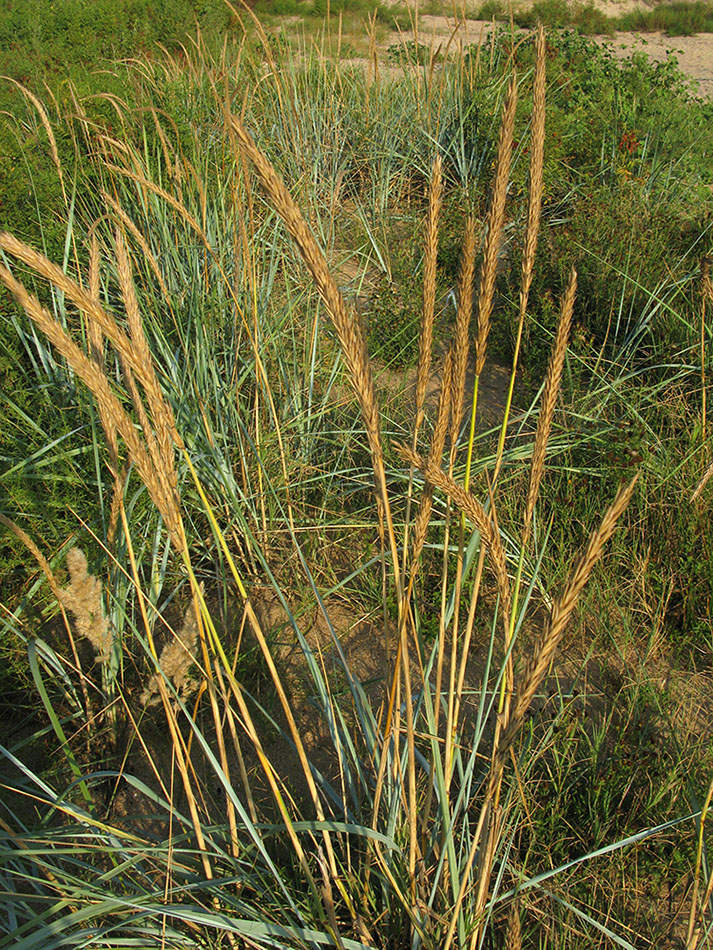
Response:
475,73,518,377
693,256,712,494
522,267,577,543
686,769,713,948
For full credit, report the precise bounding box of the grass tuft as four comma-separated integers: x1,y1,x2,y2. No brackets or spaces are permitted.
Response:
0,12,711,950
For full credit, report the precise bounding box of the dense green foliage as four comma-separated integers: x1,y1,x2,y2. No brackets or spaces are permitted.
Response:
0,0,232,77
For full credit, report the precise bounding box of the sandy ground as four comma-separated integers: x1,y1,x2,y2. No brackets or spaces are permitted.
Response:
394,7,713,97
594,29,713,95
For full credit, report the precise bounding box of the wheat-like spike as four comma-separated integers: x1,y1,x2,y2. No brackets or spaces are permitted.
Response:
0,265,183,548
415,155,443,427
230,118,379,450
107,470,127,548
4,79,66,202
0,514,63,606
505,900,522,950
88,231,102,358
493,31,546,484
396,444,510,616
102,191,173,303
0,515,93,721
230,116,401,589
475,74,518,377
87,231,120,471
402,155,444,578
88,228,128,546
450,215,478,442
114,227,155,375
0,232,182,450
523,267,577,543
110,232,182,546
230,109,407,878
520,26,545,308
98,136,147,184
151,108,174,177
103,162,209,245
410,348,453,570
398,445,493,543
119,357,165,482
141,598,200,705
507,474,638,743
2,228,182,535
692,458,713,501
114,226,178,493
59,548,112,663
183,157,208,229
151,108,184,197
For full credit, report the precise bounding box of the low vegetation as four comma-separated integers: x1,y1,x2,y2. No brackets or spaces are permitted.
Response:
478,0,713,36
1,3,713,948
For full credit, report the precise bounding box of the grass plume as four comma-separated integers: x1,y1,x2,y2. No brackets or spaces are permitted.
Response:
523,266,577,543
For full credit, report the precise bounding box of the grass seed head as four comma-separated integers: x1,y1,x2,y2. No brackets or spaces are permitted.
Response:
475,72,518,378
59,548,111,663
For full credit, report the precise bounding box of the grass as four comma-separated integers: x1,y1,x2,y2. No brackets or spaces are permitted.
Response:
477,0,713,36
0,6,712,949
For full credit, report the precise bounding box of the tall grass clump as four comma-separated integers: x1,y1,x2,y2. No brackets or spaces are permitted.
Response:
1,17,711,950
